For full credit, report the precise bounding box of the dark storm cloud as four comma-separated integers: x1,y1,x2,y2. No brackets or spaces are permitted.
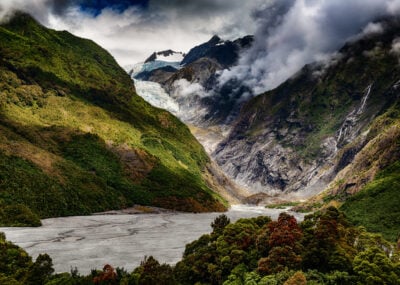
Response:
2,0,399,80
0,0,265,64
47,0,266,64
219,0,400,94
46,0,77,15
149,0,236,14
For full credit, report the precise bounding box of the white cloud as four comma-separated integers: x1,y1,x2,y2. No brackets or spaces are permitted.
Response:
172,79,209,98
391,37,400,55
361,22,384,36
0,0,268,65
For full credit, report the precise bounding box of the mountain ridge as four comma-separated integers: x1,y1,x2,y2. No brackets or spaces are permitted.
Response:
213,17,400,240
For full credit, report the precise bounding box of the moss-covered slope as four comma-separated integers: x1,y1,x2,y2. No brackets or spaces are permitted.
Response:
0,12,226,226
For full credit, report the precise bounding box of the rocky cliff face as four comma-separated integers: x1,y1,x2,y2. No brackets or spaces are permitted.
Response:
214,18,400,199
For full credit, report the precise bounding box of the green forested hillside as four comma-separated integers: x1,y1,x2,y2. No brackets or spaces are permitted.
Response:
0,12,226,226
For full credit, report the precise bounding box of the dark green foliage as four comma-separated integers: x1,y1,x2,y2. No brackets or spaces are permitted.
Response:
0,233,32,282
0,149,124,220
301,207,354,273
24,254,54,285
132,256,176,285
46,269,93,285
0,274,22,285
211,214,231,235
341,161,400,241
60,133,152,206
0,203,41,227
353,246,400,285
0,232,60,284
0,153,68,218
175,216,271,285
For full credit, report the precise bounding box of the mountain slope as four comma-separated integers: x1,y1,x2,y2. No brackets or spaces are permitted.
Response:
214,18,400,239
303,102,400,240
0,12,226,226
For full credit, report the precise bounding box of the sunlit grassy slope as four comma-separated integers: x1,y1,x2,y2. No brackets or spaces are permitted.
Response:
0,12,226,225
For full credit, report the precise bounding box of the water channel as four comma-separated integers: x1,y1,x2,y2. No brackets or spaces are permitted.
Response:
0,205,305,274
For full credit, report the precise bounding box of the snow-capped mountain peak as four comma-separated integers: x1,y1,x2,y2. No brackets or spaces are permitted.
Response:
145,50,184,63
128,50,184,79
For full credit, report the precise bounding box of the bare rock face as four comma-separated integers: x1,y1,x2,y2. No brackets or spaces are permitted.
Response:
165,58,222,91
214,117,331,198
108,143,157,181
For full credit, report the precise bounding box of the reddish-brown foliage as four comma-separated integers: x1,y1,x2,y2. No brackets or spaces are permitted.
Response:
93,264,117,284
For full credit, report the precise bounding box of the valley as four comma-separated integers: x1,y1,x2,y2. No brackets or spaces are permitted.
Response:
0,2,399,284
128,18,400,242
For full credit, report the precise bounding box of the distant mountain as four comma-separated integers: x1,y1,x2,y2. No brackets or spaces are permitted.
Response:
181,35,253,67
0,12,230,226
166,35,254,122
145,49,185,63
128,49,184,81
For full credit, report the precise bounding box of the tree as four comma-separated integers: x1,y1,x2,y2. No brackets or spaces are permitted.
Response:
0,238,32,282
268,213,303,249
92,264,118,284
283,271,307,285
301,207,353,272
258,246,302,274
24,254,54,285
212,214,230,236
258,213,303,274
134,256,176,285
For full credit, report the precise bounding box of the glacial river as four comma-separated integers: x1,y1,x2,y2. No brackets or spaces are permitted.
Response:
0,205,305,274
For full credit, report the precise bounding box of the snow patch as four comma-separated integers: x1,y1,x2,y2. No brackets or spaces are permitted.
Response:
157,52,184,62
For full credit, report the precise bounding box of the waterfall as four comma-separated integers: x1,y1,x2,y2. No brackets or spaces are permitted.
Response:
336,84,372,146
357,84,372,115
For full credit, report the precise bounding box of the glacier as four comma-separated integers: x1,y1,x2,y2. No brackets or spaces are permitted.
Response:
133,79,180,115
129,61,181,78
